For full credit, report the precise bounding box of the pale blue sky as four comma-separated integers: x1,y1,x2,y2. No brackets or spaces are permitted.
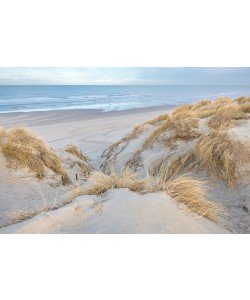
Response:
0,68,249,85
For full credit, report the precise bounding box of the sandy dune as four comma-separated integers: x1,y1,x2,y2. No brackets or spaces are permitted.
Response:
0,99,249,234
0,189,229,234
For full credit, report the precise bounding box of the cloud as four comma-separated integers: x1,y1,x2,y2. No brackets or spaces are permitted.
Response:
0,67,249,85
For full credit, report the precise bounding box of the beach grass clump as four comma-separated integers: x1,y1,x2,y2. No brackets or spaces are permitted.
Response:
213,96,233,106
162,151,198,181
69,160,93,178
146,113,171,125
100,123,150,173
144,116,200,150
208,103,247,129
241,103,250,114
235,96,250,105
65,144,89,161
172,104,193,116
190,99,211,111
163,117,200,149
67,168,157,200
162,129,250,187
143,118,174,148
65,144,93,177
0,126,70,184
171,110,193,120
102,123,149,160
172,117,200,140
194,130,250,187
170,97,234,120
164,176,220,221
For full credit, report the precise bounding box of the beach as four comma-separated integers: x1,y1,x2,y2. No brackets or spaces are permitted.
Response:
0,107,168,228
0,97,249,233
0,106,169,165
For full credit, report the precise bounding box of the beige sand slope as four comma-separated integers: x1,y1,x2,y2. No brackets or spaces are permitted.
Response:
99,97,250,233
0,189,228,234
0,108,169,227
0,97,249,234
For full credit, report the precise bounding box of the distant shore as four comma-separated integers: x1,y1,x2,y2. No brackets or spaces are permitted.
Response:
0,105,175,127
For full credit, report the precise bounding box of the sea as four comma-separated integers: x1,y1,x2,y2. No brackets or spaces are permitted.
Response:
0,85,249,113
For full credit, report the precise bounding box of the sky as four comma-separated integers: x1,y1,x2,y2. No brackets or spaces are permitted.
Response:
0,68,249,85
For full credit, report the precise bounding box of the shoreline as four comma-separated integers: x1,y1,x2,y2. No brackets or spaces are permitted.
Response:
0,105,174,127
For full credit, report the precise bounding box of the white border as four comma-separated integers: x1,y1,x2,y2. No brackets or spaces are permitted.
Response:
0,0,249,66
0,235,249,300
0,1,249,299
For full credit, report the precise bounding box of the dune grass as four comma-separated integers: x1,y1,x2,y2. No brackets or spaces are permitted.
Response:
146,113,171,125
102,123,149,160
192,104,217,118
163,129,249,187
67,168,158,201
102,96,250,188
172,104,193,116
144,116,200,149
164,176,220,221
208,103,247,129
235,96,250,105
241,103,250,114
171,96,236,121
194,130,249,187
167,96,249,130
190,99,211,110
162,151,198,181
172,117,200,140
0,126,70,184
65,144,89,161
143,119,173,148
65,144,93,177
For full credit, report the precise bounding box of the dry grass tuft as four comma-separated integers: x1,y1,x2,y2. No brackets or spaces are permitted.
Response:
69,160,93,178
172,110,193,120
67,168,158,200
240,102,250,114
172,104,193,116
0,126,70,184
144,116,200,149
171,97,235,120
65,144,89,161
194,130,250,187
172,117,200,140
164,176,220,221
102,123,149,160
65,144,93,178
213,96,233,106
125,150,143,171
162,129,250,187
100,123,150,173
143,119,173,148
146,113,171,125
191,99,211,111
235,96,250,105
162,151,198,181
193,107,217,119
208,103,247,129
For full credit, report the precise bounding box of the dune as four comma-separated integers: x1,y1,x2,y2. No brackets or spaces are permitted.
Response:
0,189,228,234
0,97,249,233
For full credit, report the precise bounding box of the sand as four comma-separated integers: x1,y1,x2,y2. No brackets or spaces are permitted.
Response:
0,107,167,227
0,106,245,233
0,189,228,234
